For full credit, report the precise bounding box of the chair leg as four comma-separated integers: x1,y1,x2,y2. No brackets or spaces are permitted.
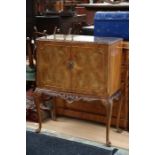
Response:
34,92,42,133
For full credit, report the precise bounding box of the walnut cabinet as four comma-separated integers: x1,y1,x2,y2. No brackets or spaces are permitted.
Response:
34,35,123,146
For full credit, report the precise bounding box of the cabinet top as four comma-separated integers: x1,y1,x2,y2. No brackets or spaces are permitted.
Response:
36,35,122,45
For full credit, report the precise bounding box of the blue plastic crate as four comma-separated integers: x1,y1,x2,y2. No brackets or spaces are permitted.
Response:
94,11,129,40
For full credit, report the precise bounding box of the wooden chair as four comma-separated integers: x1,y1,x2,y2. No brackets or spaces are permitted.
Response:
33,26,47,39
26,37,36,90
26,27,47,89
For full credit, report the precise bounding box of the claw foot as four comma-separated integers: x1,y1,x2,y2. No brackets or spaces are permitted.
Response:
35,128,41,133
106,141,111,147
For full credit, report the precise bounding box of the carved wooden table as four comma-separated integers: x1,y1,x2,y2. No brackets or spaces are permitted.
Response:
34,35,123,146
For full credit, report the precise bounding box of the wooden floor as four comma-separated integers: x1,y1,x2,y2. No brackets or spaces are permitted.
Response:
27,117,129,150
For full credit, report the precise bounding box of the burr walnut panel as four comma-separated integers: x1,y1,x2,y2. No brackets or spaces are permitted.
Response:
37,43,71,92
71,46,108,96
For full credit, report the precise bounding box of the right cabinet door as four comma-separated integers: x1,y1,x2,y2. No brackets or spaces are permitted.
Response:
71,44,108,97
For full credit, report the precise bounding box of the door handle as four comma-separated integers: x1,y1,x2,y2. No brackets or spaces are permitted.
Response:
67,60,74,70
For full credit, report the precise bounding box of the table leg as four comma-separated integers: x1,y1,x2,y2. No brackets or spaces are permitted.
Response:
34,92,42,133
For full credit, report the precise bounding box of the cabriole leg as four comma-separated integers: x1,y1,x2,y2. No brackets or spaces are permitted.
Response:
105,99,113,147
34,92,42,133
116,93,123,133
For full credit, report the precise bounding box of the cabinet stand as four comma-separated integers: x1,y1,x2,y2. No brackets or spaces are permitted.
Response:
34,88,122,147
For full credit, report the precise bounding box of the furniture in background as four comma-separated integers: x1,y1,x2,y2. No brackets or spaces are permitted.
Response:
26,37,36,86
26,0,87,38
82,25,94,35
26,28,48,89
60,14,86,34
33,0,87,35
76,2,129,25
35,15,60,34
34,34,123,146
119,41,128,130
35,14,86,35
26,0,35,37
94,11,129,41
34,0,84,16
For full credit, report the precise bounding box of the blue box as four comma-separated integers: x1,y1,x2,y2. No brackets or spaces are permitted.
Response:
94,11,129,40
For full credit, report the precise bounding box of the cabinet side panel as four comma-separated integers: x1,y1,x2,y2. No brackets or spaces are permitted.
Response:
108,41,122,96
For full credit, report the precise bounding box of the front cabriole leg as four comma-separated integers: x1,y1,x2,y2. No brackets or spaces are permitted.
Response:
33,92,42,133
102,98,113,147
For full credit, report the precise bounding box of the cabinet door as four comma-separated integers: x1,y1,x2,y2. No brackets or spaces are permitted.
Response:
37,42,71,91
71,44,108,97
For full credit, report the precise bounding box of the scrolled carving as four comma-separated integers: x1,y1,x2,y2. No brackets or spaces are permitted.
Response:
35,88,105,104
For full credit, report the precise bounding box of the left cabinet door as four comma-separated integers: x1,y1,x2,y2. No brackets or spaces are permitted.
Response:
36,41,71,92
